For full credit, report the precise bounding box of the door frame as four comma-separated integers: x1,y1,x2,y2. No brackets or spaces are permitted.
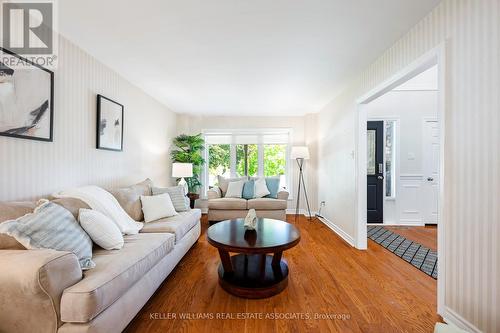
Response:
353,43,447,315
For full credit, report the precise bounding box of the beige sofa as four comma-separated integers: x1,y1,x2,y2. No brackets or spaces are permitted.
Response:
207,177,289,222
0,182,201,333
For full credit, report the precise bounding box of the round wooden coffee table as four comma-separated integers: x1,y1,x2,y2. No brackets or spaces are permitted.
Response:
207,218,300,299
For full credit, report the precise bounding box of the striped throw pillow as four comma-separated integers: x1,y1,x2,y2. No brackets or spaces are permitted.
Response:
152,186,189,212
0,200,95,270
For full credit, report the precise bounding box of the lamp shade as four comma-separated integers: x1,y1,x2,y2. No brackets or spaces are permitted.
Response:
290,146,310,160
172,163,193,177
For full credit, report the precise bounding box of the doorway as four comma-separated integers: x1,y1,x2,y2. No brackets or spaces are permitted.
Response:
354,44,446,314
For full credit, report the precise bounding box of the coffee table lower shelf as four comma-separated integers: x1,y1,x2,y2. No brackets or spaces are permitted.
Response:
217,254,289,299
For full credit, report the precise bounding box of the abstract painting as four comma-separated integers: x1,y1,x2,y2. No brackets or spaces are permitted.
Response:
0,47,54,141
96,95,123,151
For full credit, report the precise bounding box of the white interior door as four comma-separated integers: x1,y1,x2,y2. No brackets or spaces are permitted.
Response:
422,120,440,224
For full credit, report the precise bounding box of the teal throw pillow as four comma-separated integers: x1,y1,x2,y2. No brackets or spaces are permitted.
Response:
242,180,255,199
265,177,281,199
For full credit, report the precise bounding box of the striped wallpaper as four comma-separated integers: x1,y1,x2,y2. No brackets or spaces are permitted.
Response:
317,0,499,332
0,36,178,201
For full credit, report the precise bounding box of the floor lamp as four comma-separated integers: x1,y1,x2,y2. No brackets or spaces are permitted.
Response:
290,146,312,220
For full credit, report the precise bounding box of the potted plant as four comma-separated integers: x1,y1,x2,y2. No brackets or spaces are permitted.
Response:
170,134,205,206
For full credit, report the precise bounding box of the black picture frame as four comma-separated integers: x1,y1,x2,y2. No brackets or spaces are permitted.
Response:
96,94,124,151
0,47,54,142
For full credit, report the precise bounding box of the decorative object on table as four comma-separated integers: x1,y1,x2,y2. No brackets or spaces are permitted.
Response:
172,162,193,195
207,218,301,298
96,94,124,151
0,47,54,142
290,146,312,220
244,208,257,230
170,133,205,194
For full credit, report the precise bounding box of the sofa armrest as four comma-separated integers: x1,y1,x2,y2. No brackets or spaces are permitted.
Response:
277,190,289,201
0,249,82,333
208,186,222,200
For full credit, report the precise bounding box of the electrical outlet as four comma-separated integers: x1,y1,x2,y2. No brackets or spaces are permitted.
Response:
320,201,326,206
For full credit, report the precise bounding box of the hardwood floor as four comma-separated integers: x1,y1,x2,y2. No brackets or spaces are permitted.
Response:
126,215,439,333
384,225,437,251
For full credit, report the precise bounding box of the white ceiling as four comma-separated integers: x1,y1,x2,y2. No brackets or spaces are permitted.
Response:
59,0,441,116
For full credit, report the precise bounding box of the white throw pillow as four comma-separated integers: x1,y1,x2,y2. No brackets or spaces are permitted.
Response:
140,193,178,223
225,180,245,198
78,209,124,250
254,178,270,198
54,186,143,235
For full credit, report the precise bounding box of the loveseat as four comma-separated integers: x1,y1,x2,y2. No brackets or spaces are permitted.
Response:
207,176,289,222
0,180,201,333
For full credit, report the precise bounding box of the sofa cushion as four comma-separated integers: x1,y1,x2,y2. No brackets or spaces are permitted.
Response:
152,186,189,212
0,201,35,249
208,198,247,210
52,197,90,219
242,180,255,199
140,209,201,243
264,177,281,198
217,176,248,196
0,200,95,270
60,233,175,323
109,179,153,221
247,198,287,210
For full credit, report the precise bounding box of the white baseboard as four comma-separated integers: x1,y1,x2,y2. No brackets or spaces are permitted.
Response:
316,216,355,247
442,306,482,333
285,208,317,217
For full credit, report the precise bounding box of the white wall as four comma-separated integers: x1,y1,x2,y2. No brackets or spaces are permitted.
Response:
176,114,319,213
367,89,438,224
317,0,499,331
0,36,178,201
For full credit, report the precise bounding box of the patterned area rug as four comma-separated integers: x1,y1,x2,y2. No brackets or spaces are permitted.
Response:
367,226,438,279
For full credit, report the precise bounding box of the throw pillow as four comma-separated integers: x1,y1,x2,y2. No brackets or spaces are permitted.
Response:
0,200,95,270
54,186,143,235
51,197,90,219
242,180,255,199
79,209,124,250
254,178,271,198
225,180,246,198
0,201,36,250
265,177,281,199
109,179,153,221
140,193,178,223
152,186,189,212
217,176,248,196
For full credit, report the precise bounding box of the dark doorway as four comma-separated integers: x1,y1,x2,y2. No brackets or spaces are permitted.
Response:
367,121,384,223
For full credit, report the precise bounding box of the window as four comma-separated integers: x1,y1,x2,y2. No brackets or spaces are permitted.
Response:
385,120,396,198
203,129,291,196
208,144,230,187
264,144,287,189
236,144,258,177
367,130,376,175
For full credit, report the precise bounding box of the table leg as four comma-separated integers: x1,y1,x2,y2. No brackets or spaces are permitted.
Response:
272,251,283,268
218,249,233,273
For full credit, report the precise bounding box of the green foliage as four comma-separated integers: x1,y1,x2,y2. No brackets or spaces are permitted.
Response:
207,144,287,186
170,134,205,193
263,145,286,176
236,144,258,176
208,144,230,184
